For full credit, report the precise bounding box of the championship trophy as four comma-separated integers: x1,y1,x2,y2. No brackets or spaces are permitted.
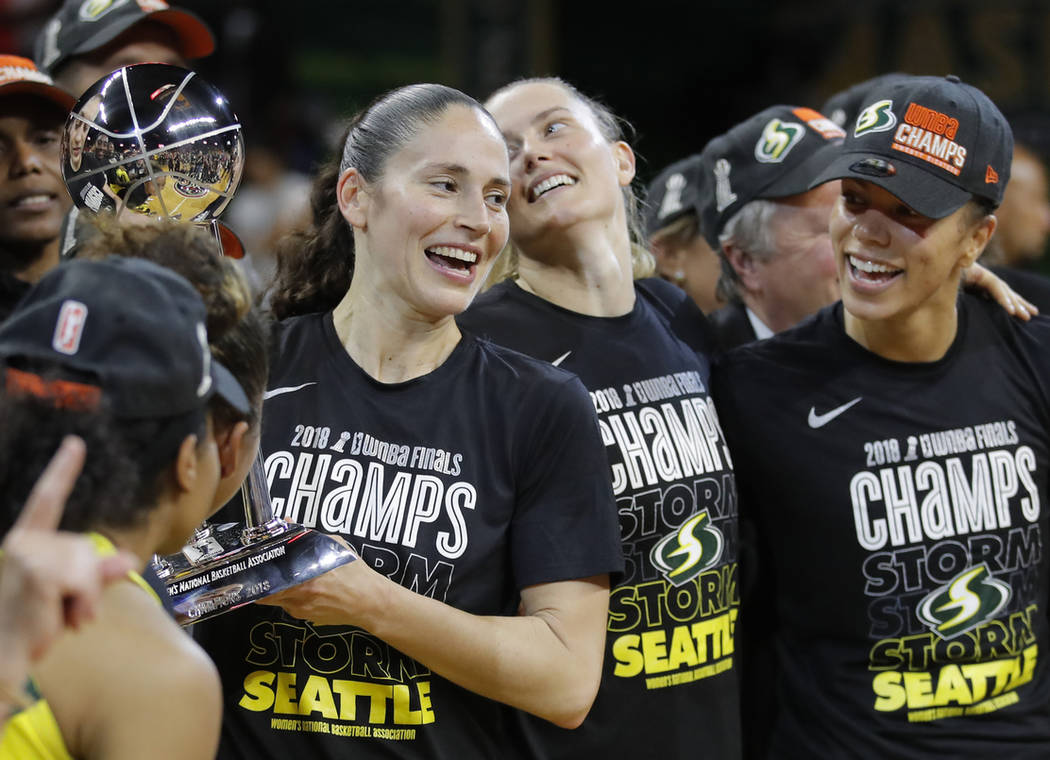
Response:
61,64,355,625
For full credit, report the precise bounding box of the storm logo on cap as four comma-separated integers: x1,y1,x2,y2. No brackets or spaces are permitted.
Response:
754,119,805,164
78,0,124,22
854,99,897,138
52,300,88,356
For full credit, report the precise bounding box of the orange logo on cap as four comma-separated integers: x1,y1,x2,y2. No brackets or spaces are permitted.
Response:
792,107,846,140
0,55,53,87
986,165,999,184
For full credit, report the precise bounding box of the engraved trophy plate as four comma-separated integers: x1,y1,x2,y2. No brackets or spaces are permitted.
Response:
153,455,356,626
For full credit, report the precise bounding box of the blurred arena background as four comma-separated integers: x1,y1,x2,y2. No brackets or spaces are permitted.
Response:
5,0,1050,261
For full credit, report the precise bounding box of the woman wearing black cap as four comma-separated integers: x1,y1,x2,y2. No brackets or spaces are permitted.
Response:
192,83,621,760
714,75,1050,757
0,256,251,760
456,78,741,760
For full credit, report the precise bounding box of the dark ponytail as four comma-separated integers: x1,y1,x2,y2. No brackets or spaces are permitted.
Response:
269,84,493,320
269,131,355,320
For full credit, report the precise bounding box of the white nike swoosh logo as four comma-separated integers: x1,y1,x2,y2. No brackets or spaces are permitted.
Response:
552,351,572,367
807,397,862,428
263,382,318,400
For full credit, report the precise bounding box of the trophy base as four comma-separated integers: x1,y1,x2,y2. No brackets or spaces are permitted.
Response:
154,521,355,625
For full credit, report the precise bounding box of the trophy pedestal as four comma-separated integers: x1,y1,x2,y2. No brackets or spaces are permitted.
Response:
154,519,355,625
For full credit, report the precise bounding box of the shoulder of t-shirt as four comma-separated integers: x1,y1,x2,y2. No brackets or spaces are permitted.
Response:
989,266,1050,314
634,277,717,354
269,312,329,381
460,279,519,316
715,302,839,379
468,333,583,389
962,291,1050,359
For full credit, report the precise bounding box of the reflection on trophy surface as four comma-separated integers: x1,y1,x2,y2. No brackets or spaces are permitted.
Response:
60,63,355,624
154,455,356,626
60,63,246,258
61,63,243,222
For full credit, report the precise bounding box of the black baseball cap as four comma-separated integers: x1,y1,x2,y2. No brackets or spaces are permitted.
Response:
821,73,911,129
696,105,846,249
0,257,248,420
645,155,703,238
810,75,1013,219
34,0,215,77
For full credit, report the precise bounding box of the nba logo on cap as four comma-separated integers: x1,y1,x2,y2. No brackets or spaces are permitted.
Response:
52,300,88,355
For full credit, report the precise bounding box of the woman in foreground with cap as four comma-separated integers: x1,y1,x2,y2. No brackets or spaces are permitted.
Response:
456,78,741,760
0,256,252,760
193,83,621,760
714,75,1050,757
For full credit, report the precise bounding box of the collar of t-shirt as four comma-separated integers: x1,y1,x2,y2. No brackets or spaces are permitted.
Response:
745,306,774,340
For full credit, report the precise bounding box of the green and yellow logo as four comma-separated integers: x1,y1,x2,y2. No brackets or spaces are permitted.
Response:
651,511,724,586
916,564,1011,640
78,0,119,21
754,119,805,164
854,99,897,137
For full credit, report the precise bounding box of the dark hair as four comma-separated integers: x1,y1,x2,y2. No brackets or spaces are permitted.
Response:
210,306,268,429
78,220,268,429
968,195,999,221
269,84,488,320
0,365,205,534
78,220,250,340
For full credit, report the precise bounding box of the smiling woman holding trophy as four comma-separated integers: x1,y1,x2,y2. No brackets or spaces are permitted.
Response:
192,83,623,760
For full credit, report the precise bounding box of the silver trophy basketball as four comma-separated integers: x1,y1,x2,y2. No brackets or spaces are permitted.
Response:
61,62,245,256
61,64,355,624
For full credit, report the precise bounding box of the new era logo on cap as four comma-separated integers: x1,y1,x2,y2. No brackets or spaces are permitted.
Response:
52,300,87,355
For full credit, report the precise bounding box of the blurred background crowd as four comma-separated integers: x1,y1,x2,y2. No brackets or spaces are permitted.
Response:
4,0,1050,275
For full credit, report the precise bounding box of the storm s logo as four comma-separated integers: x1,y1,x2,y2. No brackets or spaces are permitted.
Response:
854,99,897,137
916,563,1012,639
754,119,805,163
651,511,724,586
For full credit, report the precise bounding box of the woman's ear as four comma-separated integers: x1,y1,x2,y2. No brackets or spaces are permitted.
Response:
173,434,200,493
338,167,369,228
961,213,998,269
612,141,636,187
215,421,250,479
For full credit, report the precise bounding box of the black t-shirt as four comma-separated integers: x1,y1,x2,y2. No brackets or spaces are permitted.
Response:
713,296,1050,759
195,312,622,760
458,279,742,760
